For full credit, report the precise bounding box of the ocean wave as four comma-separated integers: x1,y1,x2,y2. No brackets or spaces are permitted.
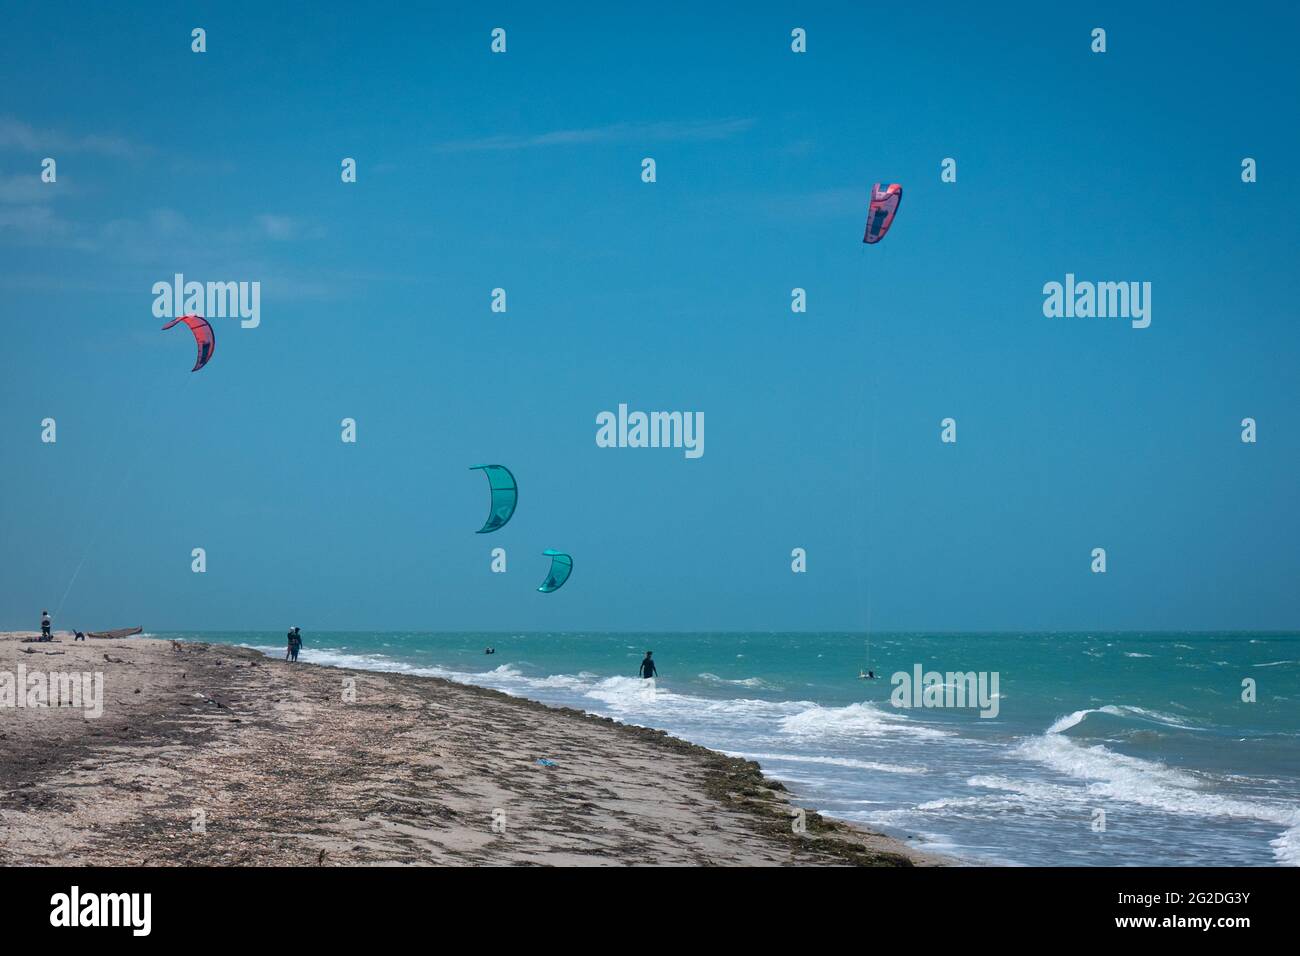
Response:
966,774,1083,807
1271,825,1300,866
1046,704,1204,735
526,673,592,690
724,750,926,775
574,674,804,721
1016,732,1300,865
778,701,952,739
243,644,442,675
699,672,775,689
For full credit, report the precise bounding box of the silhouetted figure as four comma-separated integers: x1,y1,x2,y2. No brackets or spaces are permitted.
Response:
639,651,658,679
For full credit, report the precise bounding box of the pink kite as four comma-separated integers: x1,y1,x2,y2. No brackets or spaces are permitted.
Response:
863,183,902,244
161,314,215,371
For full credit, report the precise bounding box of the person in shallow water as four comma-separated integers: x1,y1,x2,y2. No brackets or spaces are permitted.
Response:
40,610,51,641
639,651,658,679
285,626,302,662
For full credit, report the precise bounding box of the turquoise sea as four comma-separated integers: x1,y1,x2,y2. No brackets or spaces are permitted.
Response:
164,630,1300,866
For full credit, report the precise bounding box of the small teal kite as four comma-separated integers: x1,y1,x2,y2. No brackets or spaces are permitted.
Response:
537,550,573,593
470,464,517,533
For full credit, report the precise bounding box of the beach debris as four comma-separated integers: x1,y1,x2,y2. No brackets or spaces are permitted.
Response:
536,550,573,593
862,183,902,244
161,313,215,371
469,464,518,533
536,758,558,768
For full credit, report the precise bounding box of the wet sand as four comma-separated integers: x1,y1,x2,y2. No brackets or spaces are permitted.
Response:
0,633,941,866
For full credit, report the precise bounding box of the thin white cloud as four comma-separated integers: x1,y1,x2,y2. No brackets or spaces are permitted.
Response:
0,116,140,157
245,214,325,242
432,117,755,153
0,205,76,241
0,205,322,256
750,186,866,220
255,214,299,241
0,173,62,204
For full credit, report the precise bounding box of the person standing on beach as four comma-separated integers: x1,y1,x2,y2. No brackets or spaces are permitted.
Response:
638,651,658,679
40,610,52,641
286,626,303,662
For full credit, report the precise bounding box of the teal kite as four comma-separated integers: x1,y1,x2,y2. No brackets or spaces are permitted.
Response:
537,550,573,593
470,464,517,533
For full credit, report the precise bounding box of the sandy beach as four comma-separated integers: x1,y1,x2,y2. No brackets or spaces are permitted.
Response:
0,634,936,866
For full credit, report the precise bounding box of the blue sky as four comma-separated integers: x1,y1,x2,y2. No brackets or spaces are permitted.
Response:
1,2,1297,632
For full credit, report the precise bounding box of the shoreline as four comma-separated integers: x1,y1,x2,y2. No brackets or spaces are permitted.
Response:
0,634,943,866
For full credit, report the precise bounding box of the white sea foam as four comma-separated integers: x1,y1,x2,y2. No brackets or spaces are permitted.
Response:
526,673,592,690
1018,723,1300,864
1270,825,1300,866
965,774,1082,807
244,644,443,676
724,751,926,775
778,701,952,739
699,672,773,689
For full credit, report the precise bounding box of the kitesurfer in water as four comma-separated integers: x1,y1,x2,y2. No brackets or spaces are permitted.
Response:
639,651,658,679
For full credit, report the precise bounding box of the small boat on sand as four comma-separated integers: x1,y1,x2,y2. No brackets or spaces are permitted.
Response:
86,626,144,639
